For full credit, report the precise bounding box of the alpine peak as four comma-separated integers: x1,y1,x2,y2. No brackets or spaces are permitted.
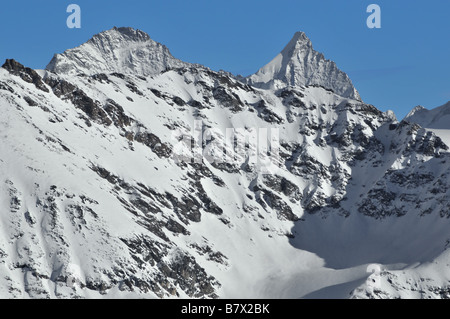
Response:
45,27,191,77
246,31,361,101
286,31,313,49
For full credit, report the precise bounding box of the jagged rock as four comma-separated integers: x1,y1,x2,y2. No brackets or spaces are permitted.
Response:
103,99,132,127
2,59,49,93
134,132,172,158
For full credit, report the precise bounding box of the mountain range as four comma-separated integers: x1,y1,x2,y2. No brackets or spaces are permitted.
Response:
1,26,449,299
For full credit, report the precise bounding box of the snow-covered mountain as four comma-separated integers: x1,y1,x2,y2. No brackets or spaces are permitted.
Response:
46,27,194,77
1,27,450,299
403,102,450,151
405,102,450,129
246,31,361,101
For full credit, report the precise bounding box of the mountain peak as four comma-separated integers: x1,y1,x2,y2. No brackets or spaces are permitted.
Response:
104,26,151,42
405,105,427,118
46,27,191,76
280,32,313,60
287,31,312,48
246,31,361,100
404,102,450,130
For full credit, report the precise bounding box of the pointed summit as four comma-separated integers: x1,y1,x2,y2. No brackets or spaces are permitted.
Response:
404,101,450,129
284,31,313,50
247,32,361,100
109,26,151,41
405,105,427,119
46,27,192,76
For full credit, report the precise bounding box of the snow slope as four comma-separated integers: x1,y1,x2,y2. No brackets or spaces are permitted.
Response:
0,27,450,299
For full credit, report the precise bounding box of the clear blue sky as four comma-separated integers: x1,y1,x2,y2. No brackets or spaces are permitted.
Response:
1,0,449,119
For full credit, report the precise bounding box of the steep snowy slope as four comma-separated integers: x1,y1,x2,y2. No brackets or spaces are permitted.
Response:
246,32,361,100
1,27,450,299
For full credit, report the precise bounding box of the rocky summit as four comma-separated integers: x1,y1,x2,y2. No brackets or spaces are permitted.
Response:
0,27,450,299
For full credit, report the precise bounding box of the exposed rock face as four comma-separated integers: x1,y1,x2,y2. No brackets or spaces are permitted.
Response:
3,59,49,93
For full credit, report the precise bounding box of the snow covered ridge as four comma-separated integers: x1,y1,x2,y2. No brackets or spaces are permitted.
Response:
1,27,450,299
47,27,359,101
46,27,196,77
404,102,450,130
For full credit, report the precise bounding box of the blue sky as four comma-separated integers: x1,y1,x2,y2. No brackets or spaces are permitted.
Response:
1,0,449,119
